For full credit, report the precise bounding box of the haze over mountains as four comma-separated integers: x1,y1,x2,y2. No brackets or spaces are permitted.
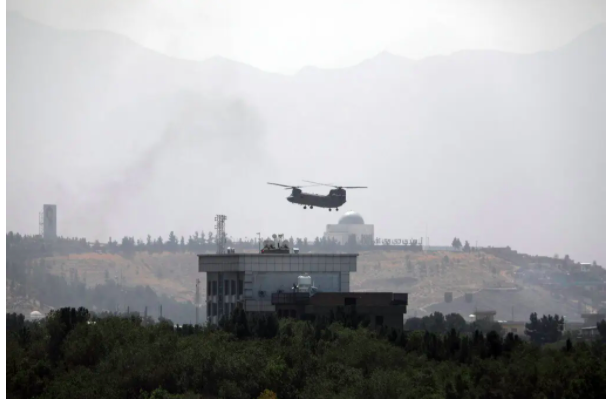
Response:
7,12,605,265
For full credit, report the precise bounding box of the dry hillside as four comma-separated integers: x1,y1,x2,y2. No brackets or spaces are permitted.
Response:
353,250,517,311
40,250,517,311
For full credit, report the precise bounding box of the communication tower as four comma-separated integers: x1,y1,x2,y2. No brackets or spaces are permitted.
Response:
214,214,227,254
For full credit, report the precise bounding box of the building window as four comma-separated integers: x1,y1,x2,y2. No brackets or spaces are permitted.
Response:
375,316,384,327
212,303,217,316
231,280,236,295
207,281,211,296
207,303,211,318
238,280,243,296
212,281,217,296
225,280,230,296
345,297,357,306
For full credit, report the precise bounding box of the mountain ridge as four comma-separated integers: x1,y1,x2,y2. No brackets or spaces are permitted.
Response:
8,11,605,76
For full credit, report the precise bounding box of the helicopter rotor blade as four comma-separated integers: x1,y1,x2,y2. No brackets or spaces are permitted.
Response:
268,182,318,190
302,180,337,187
302,180,367,189
267,182,295,188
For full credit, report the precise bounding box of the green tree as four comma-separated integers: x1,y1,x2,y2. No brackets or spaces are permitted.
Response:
445,313,467,332
524,313,564,345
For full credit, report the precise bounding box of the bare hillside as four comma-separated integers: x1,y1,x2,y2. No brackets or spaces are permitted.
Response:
353,250,517,311
41,250,516,311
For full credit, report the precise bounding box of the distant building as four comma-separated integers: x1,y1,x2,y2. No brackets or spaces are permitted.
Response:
41,204,57,240
581,313,606,326
198,239,408,328
198,242,356,325
475,310,496,322
324,211,374,245
579,326,600,339
500,321,527,338
423,245,459,252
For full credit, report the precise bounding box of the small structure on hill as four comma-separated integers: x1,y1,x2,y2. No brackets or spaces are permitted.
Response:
475,310,496,322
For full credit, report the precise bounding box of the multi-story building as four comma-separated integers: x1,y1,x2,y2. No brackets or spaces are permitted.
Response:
324,211,374,245
198,239,408,328
199,247,357,324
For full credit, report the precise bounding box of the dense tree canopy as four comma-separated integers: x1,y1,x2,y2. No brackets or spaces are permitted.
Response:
6,308,605,399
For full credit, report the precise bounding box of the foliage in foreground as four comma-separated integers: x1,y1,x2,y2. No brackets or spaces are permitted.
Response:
6,309,606,399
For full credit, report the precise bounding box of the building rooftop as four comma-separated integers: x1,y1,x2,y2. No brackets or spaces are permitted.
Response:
198,252,359,273
197,253,359,257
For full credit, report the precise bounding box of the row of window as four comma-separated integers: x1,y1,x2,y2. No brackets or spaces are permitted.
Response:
207,302,238,318
207,280,244,296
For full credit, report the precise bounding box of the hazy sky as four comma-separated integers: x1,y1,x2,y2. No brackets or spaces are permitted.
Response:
6,1,606,266
6,0,606,74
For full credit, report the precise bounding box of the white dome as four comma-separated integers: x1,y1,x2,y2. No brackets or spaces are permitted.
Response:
30,311,44,319
338,211,365,225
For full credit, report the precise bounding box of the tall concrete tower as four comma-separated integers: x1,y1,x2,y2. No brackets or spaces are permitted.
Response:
40,204,57,240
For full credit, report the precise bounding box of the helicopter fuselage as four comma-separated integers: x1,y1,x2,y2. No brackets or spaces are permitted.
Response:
287,188,347,209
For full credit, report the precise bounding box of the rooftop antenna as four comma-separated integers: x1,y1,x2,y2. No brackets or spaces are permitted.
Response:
215,214,227,254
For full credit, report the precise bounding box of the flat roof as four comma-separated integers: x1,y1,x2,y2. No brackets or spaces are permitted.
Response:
197,253,359,257
198,253,358,273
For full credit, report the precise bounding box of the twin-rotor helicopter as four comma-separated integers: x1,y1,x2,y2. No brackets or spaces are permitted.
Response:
268,180,367,211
